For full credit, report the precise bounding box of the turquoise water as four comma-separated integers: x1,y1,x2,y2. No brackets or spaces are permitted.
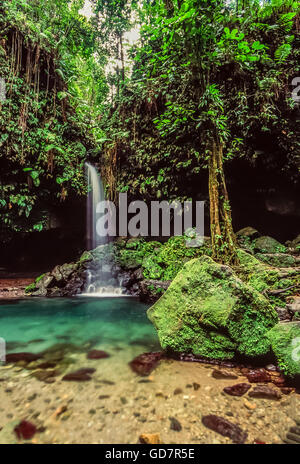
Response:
0,297,159,356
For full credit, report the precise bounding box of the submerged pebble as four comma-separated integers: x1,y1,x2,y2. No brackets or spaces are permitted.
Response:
87,350,110,360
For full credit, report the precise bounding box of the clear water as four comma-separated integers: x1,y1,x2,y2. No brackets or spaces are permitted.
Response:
0,297,159,356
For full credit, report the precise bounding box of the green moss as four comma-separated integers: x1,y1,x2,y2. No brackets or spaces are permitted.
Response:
141,236,211,281
253,236,286,254
25,273,46,293
267,323,300,377
147,255,278,360
36,273,46,283
236,249,299,309
115,236,210,280
25,282,37,294
236,249,281,293
79,251,93,264
255,253,295,268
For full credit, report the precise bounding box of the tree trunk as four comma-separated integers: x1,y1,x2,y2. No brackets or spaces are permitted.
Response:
208,138,238,265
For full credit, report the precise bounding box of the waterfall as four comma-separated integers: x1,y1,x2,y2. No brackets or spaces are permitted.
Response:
83,163,124,297
86,162,107,250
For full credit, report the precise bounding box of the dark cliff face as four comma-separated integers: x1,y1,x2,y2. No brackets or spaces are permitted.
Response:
0,198,86,273
227,154,300,243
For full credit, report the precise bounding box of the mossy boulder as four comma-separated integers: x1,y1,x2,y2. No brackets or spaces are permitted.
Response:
147,256,278,360
255,253,296,268
236,249,281,293
236,227,260,240
286,234,300,254
267,322,300,378
236,250,298,310
253,236,286,254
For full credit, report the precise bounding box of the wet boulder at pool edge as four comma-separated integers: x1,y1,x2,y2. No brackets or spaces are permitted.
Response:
147,256,278,360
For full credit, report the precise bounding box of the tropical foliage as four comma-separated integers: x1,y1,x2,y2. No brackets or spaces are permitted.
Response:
0,0,299,260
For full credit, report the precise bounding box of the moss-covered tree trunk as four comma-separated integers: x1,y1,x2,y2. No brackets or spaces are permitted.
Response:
208,138,237,265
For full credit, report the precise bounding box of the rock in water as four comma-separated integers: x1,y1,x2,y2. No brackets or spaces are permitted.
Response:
62,368,96,381
87,350,110,359
14,420,37,440
6,352,42,364
223,383,251,397
147,256,277,360
212,369,238,380
266,322,300,378
246,368,271,383
169,417,182,431
202,415,247,444
129,352,163,376
284,426,300,444
248,385,282,400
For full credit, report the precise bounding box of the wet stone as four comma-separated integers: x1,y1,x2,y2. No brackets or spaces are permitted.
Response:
87,350,110,360
223,383,251,397
129,352,163,376
280,387,294,395
174,388,183,395
212,369,238,380
62,368,96,382
246,368,271,383
248,385,282,400
202,415,247,444
6,353,42,364
284,426,300,444
36,362,57,369
14,420,37,440
169,416,182,432
32,369,59,382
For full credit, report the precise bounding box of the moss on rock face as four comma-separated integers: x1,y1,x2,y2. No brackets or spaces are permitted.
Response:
255,253,296,268
253,236,286,254
236,249,282,293
236,249,298,308
147,256,278,360
267,322,300,377
116,236,211,280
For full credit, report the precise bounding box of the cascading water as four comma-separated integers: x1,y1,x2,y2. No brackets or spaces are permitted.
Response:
82,163,124,296
86,162,107,250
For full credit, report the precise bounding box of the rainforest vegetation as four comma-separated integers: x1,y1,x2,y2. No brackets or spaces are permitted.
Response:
0,0,299,264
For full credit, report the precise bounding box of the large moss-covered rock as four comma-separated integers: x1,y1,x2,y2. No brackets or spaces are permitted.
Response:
286,234,300,254
253,236,286,254
236,226,260,240
236,250,298,311
237,249,283,293
267,322,300,377
255,253,296,268
147,256,278,360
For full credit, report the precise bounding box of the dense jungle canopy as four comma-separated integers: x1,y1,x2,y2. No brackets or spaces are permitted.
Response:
0,0,299,267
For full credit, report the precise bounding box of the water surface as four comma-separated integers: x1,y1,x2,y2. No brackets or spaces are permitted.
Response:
0,297,159,355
